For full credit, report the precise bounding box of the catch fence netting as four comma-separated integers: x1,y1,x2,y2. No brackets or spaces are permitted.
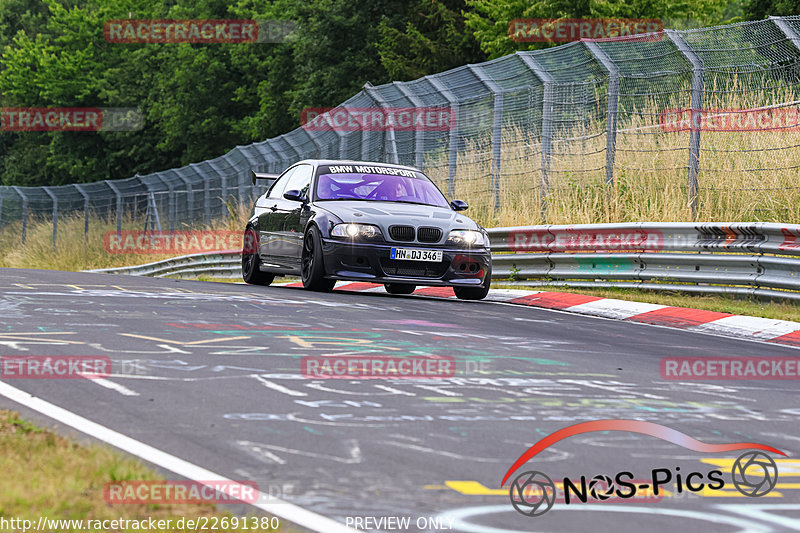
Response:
3,16,800,244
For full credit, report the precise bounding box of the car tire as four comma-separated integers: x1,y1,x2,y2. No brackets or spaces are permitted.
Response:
302,225,336,291
453,265,491,300
242,227,274,286
385,283,416,295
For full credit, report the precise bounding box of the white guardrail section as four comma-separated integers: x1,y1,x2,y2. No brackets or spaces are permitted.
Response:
85,223,800,301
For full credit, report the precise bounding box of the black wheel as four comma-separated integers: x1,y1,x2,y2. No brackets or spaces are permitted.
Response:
453,265,491,300
242,227,274,286
385,283,416,295
302,225,336,291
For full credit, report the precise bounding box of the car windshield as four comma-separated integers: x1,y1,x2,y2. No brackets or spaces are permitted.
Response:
315,167,449,208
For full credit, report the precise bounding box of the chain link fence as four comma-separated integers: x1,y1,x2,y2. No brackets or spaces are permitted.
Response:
3,16,800,246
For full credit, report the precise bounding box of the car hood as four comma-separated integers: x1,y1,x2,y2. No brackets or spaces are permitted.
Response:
315,200,481,234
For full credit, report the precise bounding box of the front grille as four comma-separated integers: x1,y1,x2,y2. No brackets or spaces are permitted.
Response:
380,258,449,278
417,227,442,243
389,225,415,242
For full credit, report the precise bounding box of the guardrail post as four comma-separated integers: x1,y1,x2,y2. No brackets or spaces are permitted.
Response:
11,187,28,244
426,75,460,198
74,184,91,242
43,187,58,250
363,83,400,165
104,180,123,236
666,30,703,218
584,41,619,187
467,64,504,213
394,82,426,170
517,53,555,218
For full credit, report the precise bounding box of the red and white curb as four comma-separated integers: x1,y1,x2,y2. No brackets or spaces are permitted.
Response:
279,281,800,349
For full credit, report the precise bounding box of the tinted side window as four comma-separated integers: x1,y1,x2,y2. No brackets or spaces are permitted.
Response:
283,164,313,199
267,167,296,199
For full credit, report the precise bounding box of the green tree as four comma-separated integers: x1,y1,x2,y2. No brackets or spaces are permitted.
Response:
746,0,800,19
464,0,732,59
376,0,485,81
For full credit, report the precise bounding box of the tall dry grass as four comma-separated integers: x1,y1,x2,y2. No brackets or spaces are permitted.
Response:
425,79,800,228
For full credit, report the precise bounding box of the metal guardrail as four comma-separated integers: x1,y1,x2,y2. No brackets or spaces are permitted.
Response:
85,250,241,280
86,222,800,300
488,222,800,301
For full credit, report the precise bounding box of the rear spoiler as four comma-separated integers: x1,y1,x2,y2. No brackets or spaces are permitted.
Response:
251,171,279,188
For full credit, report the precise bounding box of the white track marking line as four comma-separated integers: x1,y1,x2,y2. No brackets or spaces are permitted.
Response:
253,375,308,396
0,381,355,533
87,377,139,396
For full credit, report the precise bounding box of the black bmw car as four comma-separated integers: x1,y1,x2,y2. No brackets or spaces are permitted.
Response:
242,159,491,300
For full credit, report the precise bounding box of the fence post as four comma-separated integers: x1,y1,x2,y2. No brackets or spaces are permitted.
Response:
363,83,400,164
282,134,303,162
104,180,123,235
517,53,555,218
175,174,194,227
74,184,91,242
666,30,704,218
11,187,28,244
584,42,619,187
154,175,176,231
43,187,58,250
306,128,327,161
770,16,800,49
265,139,287,174
394,82,426,170
467,64,504,213
426,75,460,198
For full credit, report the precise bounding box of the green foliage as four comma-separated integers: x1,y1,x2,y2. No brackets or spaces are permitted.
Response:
0,0,485,187
376,0,484,81
746,0,800,19
464,0,735,59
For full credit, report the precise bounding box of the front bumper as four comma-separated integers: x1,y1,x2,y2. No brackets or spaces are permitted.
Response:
321,239,491,287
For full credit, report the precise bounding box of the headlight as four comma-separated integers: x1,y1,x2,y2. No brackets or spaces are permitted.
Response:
331,223,383,241
446,230,486,247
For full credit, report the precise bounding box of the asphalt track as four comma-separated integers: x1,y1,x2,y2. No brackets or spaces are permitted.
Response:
1,267,799,532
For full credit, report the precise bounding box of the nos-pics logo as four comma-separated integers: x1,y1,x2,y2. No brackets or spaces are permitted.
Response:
501,420,784,517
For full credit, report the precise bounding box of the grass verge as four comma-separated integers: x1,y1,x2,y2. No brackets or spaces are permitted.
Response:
0,410,281,532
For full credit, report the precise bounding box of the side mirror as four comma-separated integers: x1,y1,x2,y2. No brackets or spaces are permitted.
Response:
450,199,468,211
283,189,306,202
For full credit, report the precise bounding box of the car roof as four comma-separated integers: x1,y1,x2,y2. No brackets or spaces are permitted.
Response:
292,159,423,173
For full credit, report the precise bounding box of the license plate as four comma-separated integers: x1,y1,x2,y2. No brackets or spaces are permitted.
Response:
390,248,443,262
